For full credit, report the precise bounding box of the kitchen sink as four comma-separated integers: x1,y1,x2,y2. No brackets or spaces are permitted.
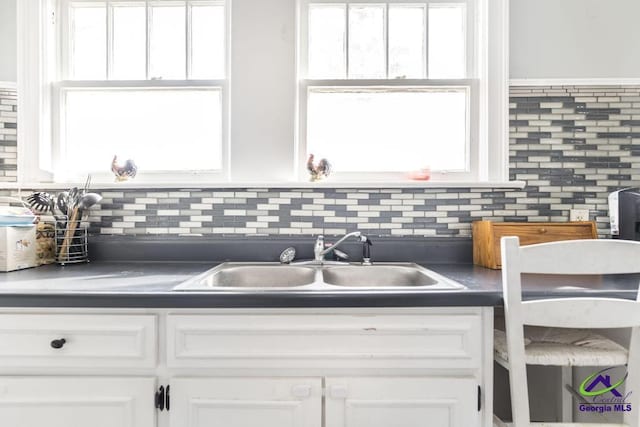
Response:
322,265,440,287
173,262,465,291
191,265,317,288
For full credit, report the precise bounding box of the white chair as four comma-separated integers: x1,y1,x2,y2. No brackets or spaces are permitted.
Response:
494,237,640,427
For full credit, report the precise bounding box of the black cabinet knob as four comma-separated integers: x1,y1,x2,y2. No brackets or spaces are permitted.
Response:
50,338,66,349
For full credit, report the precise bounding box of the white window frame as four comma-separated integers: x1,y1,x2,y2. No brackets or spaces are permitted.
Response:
22,0,231,184
299,81,478,182
298,0,497,182
17,0,508,187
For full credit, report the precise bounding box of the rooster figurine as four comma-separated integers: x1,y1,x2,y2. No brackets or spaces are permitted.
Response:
306,154,331,182
111,155,138,182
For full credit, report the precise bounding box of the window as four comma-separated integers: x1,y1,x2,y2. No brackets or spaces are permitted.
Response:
299,0,481,181
55,0,227,181
18,0,507,185
306,88,468,172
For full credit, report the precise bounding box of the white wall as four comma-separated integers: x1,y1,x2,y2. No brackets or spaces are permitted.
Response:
229,0,296,181
510,0,640,80
0,0,16,83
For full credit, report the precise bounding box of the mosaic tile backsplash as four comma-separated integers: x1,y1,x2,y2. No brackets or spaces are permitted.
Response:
0,87,17,183
4,85,640,237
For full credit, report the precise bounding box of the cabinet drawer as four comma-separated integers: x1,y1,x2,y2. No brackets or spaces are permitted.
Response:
473,221,597,269
167,313,482,369
0,314,157,368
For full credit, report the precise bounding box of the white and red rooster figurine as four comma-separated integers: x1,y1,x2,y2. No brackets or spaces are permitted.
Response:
306,154,331,182
111,155,138,182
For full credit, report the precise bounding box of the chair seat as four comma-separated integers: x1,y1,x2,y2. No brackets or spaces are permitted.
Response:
494,327,629,366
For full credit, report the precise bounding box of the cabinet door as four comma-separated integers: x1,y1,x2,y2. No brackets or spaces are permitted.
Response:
0,377,156,427
325,377,479,427
170,377,322,427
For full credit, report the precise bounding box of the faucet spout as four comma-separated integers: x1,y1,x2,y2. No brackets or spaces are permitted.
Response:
314,231,365,262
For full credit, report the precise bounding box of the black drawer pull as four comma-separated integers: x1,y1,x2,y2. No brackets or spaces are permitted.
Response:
50,338,66,349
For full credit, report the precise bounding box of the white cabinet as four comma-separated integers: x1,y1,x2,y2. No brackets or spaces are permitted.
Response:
0,377,156,427
0,308,492,427
170,377,322,427
170,376,479,427
167,312,482,370
325,377,479,427
0,314,157,368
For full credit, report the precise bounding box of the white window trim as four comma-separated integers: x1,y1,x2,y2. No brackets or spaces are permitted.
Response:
298,80,478,182
19,0,231,184
481,0,509,182
58,0,230,183
297,0,508,183
54,79,229,183
17,0,508,187
18,0,56,184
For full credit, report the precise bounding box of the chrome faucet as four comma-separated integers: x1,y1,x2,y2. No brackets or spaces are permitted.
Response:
314,231,372,264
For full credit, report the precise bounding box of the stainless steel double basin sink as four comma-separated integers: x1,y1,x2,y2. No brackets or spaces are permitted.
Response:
173,262,466,291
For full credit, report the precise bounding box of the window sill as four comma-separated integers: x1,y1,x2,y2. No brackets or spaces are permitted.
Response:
6,180,526,191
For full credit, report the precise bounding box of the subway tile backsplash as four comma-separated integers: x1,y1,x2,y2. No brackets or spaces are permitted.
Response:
89,188,509,237
3,85,640,237
0,87,17,182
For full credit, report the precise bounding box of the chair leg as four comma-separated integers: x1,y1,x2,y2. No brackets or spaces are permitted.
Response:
560,366,572,422
508,356,531,426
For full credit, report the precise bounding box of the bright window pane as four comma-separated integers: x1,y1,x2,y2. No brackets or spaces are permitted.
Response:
63,89,222,173
191,4,225,79
428,4,466,78
389,5,425,79
308,4,346,79
70,4,106,80
348,5,385,79
112,4,146,80
307,88,467,171
150,4,186,79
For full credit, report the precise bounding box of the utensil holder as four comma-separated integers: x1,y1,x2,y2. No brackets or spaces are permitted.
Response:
55,217,88,265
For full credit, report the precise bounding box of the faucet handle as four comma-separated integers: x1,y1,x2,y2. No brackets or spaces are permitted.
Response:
361,236,372,265
314,235,326,261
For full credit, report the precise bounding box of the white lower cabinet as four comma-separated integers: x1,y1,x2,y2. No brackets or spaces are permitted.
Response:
0,309,491,427
169,376,478,427
325,377,479,427
170,377,322,427
0,377,156,427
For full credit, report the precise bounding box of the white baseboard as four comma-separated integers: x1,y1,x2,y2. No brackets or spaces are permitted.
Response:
510,78,640,87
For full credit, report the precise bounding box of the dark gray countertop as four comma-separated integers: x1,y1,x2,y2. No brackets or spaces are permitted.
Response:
0,261,637,308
